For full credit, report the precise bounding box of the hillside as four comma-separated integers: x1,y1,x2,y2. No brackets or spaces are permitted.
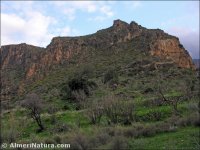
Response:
1,19,195,102
1,20,199,149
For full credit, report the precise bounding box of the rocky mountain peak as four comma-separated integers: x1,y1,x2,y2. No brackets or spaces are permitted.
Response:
113,19,129,28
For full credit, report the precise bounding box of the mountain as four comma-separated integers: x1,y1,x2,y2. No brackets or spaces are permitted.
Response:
0,19,195,103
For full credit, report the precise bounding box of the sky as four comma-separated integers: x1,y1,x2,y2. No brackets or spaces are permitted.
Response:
1,1,199,58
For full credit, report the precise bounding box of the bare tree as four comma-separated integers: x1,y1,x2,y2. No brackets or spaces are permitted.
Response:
155,73,186,116
157,87,183,116
21,93,44,132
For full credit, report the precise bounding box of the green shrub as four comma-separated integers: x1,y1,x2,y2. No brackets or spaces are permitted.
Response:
176,113,200,127
52,122,69,133
141,125,157,137
96,133,110,145
53,135,62,144
103,69,118,84
110,136,128,150
135,109,169,122
76,64,95,79
70,133,88,150
103,95,134,125
61,77,96,100
1,129,18,143
44,138,56,144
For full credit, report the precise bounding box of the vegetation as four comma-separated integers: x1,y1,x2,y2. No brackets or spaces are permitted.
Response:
21,93,45,132
1,39,199,149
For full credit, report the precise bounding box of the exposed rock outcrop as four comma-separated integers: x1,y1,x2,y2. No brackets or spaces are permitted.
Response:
150,38,195,69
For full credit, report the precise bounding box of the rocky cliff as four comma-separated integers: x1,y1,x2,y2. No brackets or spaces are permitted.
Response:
0,19,195,101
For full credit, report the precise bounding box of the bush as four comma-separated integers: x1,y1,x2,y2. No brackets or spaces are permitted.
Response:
71,90,87,110
141,125,157,137
76,64,95,79
143,98,165,107
1,129,18,143
61,77,96,108
110,136,128,150
44,138,56,144
47,105,58,124
135,109,168,122
103,69,118,84
103,95,134,125
68,78,96,96
53,135,62,144
176,113,200,127
123,122,177,139
70,133,88,150
52,122,69,133
155,123,176,133
147,110,164,121
143,87,154,94
123,128,139,138
85,100,104,124
96,132,110,145
103,127,116,137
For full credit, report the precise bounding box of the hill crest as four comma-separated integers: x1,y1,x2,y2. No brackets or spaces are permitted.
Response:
0,19,195,101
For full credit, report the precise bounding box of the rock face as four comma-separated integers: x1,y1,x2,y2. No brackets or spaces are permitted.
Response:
0,19,195,101
150,38,194,69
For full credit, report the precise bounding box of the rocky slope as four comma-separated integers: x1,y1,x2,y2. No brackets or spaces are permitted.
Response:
0,19,195,102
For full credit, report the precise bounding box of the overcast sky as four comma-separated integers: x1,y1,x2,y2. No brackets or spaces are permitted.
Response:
1,1,199,58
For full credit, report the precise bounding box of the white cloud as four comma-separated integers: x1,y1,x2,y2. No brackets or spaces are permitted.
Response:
51,1,114,22
56,26,79,37
89,16,106,22
1,12,55,47
52,1,97,17
1,1,114,46
131,1,142,9
100,6,114,17
52,1,97,13
1,1,81,47
124,1,142,10
63,8,76,21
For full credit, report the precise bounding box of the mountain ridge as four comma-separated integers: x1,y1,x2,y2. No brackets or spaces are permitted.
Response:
0,19,195,102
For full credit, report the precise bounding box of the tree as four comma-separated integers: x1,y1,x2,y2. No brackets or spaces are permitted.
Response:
21,93,44,132
157,87,184,116
154,73,186,116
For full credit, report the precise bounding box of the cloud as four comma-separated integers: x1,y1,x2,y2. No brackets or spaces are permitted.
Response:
167,27,199,59
1,1,80,47
51,1,114,22
55,26,79,37
63,8,76,21
51,1,98,21
1,12,55,47
53,1,97,13
131,1,142,9
124,1,142,10
88,5,114,22
1,1,114,47
100,6,114,17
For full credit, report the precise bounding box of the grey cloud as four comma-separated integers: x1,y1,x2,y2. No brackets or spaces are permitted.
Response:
167,28,199,59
